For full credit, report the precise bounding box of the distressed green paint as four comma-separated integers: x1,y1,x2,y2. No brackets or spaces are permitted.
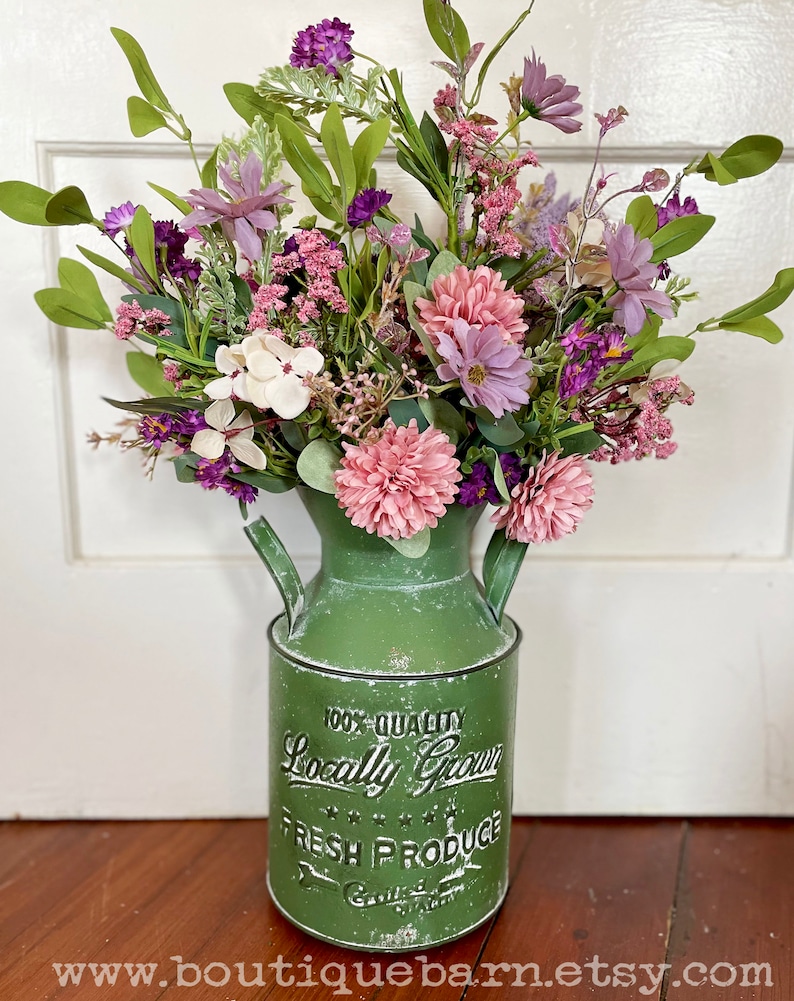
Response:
251,490,521,951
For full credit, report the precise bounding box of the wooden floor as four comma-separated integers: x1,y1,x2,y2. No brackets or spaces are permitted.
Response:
0,819,791,999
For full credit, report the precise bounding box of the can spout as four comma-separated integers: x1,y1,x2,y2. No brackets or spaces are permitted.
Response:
482,531,529,625
245,516,305,636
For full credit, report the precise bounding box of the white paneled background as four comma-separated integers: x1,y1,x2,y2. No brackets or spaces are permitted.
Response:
1,0,793,817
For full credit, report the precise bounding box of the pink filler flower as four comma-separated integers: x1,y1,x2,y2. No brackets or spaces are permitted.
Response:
492,450,594,544
334,420,461,540
415,265,528,346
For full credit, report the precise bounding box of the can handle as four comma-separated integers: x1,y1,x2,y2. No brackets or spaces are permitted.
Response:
482,531,528,625
245,516,305,636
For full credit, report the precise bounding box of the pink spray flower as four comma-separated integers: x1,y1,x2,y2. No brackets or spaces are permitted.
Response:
415,265,528,347
334,420,461,540
491,450,594,544
520,50,583,134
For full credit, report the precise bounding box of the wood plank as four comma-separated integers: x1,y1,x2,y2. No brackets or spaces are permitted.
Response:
467,819,684,999
1,820,229,1001
0,822,71,884
665,820,794,1000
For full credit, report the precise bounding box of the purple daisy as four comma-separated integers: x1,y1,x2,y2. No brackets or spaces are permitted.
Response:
181,151,292,262
520,50,583,134
138,413,173,449
347,188,392,228
103,201,138,237
436,318,533,419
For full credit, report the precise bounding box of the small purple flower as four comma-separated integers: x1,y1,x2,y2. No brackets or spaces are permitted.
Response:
604,223,674,336
596,328,633,366
221,478,258,504
436,318,533,419
520,50,583,134
290,18,354,76
347,188,392,228
138,413,173,449
594,106,628,138
459,462,501,507
173,410,208,437
560,359,601,400
499,453,523,490
195,454,233,489
103,201,138,237
560,319,599,357
657,192,699,228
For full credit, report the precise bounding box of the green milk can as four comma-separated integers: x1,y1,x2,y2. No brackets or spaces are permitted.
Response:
246,488,522,951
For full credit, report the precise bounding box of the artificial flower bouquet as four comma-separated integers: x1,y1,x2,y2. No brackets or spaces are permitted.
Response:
1,1,791,570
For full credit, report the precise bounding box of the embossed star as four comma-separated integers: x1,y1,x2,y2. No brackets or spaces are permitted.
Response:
445,804,457,819
373,813,386,826
422,809,436,825
347,810,361,824
399,813,412,827
324,805,338,819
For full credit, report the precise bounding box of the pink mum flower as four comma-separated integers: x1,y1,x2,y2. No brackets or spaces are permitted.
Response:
491,450,594,544
334,420,461,540
415,265,528,347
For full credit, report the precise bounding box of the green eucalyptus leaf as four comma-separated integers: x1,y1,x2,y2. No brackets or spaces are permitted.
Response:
625,194,658,239
34,288,107,329
384,526,431,558
476,412,523,446
230,470,296,493
626,312,662,354
201,146,219,189
126,96,168,137
223,82,283,127
280,420,309,452
352,117,392,192
110,27,172,113
403,280,442,366
173,454,197,483
104,396,207,416
78,244,147,293
649,213,715,263
296,438,343,494
697,151,737,185
128,205,158,283
617,335,695,379
58,258,112,321
718,314,784,343
126,351,174,396
320,103,357,207
146,182,192,216
388,398,429,429
0,180,56,226
427,249,462,285
45,186,94,226
420,112,449,174
422,0,471,63
556,424,605,457
717,268,794,323
481,446,510,503
699,134,783,182
418,396,469,443
275,113,334,201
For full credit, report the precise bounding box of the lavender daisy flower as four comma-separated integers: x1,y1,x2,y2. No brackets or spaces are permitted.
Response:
103,201,138,237
290,18,354,76
520,50,583,134
181,151,292,262
560,318,599,357
347,188,392,228
436,318,533,419
604,223,674,336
